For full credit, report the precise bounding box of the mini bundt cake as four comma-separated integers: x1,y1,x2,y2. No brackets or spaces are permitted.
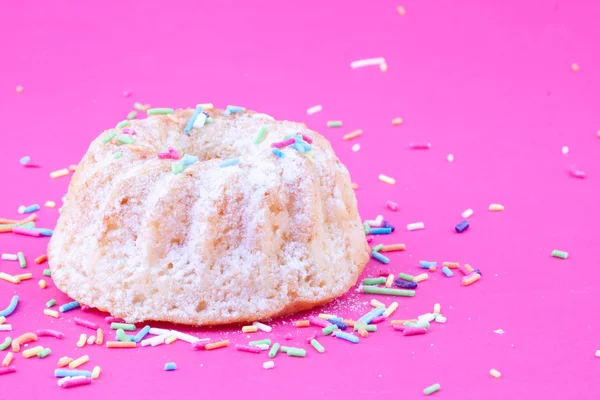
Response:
48,106,370,325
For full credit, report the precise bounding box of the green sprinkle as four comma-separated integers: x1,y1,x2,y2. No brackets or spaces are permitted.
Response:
205,117,213,124
46,299,56,308
310,339,325,353
134,102,145,111
116,328,132,341
362,286,416,297
286,347,306,357
327,121,343,128
552,249,568,259
354,324,377,332
114,152,123,159
253,125,268,144
363,222,370,234
424,383,441,395
362,277,386,286
111,322,136,331
397,273,414,282
116,120,130,129
20,222,35,229
17,252,26,268
172,163,185,175
147,108,174,115
102,131,117,144
283,134,294,140
0,337,11,351
249,339,271,346
37,348,51,358
118,135,135,145
322,324,338,335
268,343,280,358
372,244,384,252
280,346,289,353
43,269,51,277
404,320,430,329
127,111,138,120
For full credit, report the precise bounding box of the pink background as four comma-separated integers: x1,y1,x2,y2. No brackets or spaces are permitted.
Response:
1,0,599,398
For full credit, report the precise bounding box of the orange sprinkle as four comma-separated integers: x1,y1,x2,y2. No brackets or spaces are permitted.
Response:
205,340,229,350
2,352,14,367
462,273,481,286
126,145,143,152
357,328,369,338
16,85,23,93
397,6,406,15
106,341,136,348
351,182,359,190
38,279,47,289
12,333,37,352
15,273,32,281
0,218,20,224
35,254,48,264
380,244,406,252
571,63,580,72
464,263,474,272
0,317,5,325
50,168,70,179
343,319,358,327
429,266,436,272
0,273,20,284
443,262,460,269
57,357,74,367
0,226,14,233
295,320,310,328
392,117,403,126
95,328,104,345
343,129,363,141
69,164,78,172
18,214,37,225
167,115,179,123
44,309,59,318
390,319,417,326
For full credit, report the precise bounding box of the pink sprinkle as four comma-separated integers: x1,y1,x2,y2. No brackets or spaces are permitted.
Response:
570,169,586,179
105,316,125,324
80,305,91,312
301,134,313,144
36,329,65,339
62,377,92,388
284,333,293,340
308,316,330,328
235,344,262,354
122,128,137,135
409,142,432,150
12,228,41,237
158,152,172,159
0,366,17,375
370,316,386,324
271,138,296,148
192,340,220,350
386,201,399,211
305,333,318,343
168,147,180,159
393,325,407,332
378,269,393,277
23,163,42,168
74,317,99,330
458,265,470,275
122,90,132,97
403,327,427,336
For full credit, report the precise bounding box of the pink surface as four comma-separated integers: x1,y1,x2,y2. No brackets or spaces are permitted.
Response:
1,0,599,398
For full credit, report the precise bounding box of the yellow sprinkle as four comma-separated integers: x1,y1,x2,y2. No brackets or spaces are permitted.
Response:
0,272,20,284
392,117,403,126
14,273,32,281
2,352,13,367
22,346,44,358
571,63,579,72
370,299,386,308
92,366,101,379
413,273,429,283
383,301,398,318
433,303,441,314
50,168,69,179
380,63,388,72
69,355,89,369
44,309,59,318
165,335,177,344
464,263,474,273
16,85,24,93
44,201,56,208
343,129,363,141
378,174,396,185
0,316,5,324
385,274,394,288
305,153,314,164
38,279,47,289
197,103,214,110
76,334,87,348
242,326,258,333
489,204,504,211
57,357,73,367
490,369,502,378
318,313,337,320
397,6,406,16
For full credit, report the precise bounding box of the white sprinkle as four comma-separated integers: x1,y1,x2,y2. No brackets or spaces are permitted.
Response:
407,222,425,231
252,321,272,333
255,344,269,350
87,335,96,345
1,254,18,261
418,313,436,322
148,332,171,347
193,113,207,128
447,154,454,162
57,377,72,387
17,205,25,214
252,113,275,120
350,57,386,69
352,144,361,152
595,350,600,357
562,146,569,154
0,324,13,331
493,329,505,334
148,327,170,335
263,361,275,369
170,330,201,343
435,315,447,323
306,105,323,115
461,208,474,219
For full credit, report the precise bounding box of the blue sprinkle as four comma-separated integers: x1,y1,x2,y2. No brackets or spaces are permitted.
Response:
184,105,203,133
225,105,245,116
369,228,392,235
20,156,31,164
58,301,80,313
394,280,418,289
133,325,151,343
271,148,285,158
292,142,306,153
24,204,40,214
181,154,199,167
334,330,359,344
455,220,469,233
54,369,92,378
357,307,385,324
442,267,454,277
33,228,53,237
419,260,436,268
164,362,177,371
473,269,482,276
382,221,395,232
327,318,348,330
0,295,19,317
371,251,390,264
220,158,240,168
